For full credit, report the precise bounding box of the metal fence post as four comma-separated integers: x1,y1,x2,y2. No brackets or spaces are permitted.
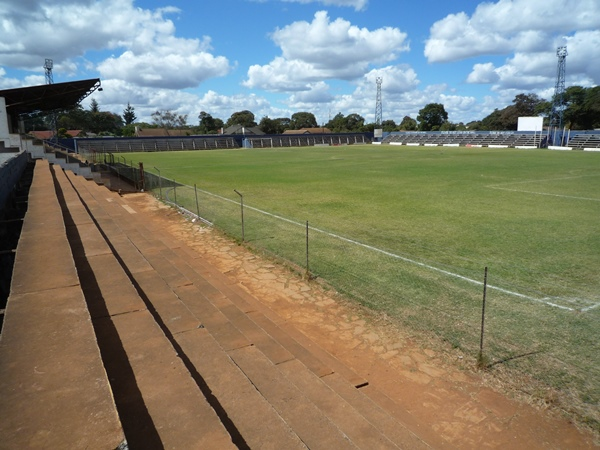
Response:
478,266,488,368
154,167,162,199
306,220,310,278
234,189,244,242
194,183,200,218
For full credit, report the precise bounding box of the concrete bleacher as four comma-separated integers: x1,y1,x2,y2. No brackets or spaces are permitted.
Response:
383,132,542,148
76,136,240,155
0,159,439,448
246,133,371,148
568,133,600,150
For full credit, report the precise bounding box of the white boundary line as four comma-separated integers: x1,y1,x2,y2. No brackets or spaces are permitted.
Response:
487,174,600,202
177,185,580,312
488,186,600,202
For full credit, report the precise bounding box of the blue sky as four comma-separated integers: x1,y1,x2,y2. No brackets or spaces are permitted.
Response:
1,0,598,126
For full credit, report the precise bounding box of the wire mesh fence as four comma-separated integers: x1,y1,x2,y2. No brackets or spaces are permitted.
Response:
143,169,598,429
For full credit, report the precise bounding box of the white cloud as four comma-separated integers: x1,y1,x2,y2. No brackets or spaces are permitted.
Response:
425,0,600,63
466,29,600,93
0,0,231,89
244,11,408,91
467,63,499,84
288,82,334,104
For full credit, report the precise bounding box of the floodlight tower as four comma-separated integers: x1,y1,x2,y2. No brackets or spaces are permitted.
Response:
44,58,54,84
375,77,383,126
44,58,58,140
548,46,567,145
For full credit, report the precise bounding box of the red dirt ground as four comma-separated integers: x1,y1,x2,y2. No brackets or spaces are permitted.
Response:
128,192,598,449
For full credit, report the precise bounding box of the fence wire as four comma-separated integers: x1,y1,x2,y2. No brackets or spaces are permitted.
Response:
145,172,599,430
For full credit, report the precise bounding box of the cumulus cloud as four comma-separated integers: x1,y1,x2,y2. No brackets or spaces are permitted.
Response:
0,0,231,89
244,11,408,91
467,63,500,84
425,0,600,63
467,28,600,92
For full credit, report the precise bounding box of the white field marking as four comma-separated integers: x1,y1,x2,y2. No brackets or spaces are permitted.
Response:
488,186,600,202
581,303,600,312
173,185,578,312
487,174,600,202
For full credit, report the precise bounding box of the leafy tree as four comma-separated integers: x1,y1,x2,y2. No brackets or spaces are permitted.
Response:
325,112,346,132
513,93,544,116
381,119,397,132
258,116,286,134
151,110,188,128
226,110,257,128
564,86,600,129
417,103,448,131
274,117,291,132
345,113,365,131
89,111,123,134
398,116,417,131
479,93,546,130
479,109,503,130
290,111,318,129
123,102,136,125
121,124,136,137
198,111,219,134
57,105,89,131
325,112,364,132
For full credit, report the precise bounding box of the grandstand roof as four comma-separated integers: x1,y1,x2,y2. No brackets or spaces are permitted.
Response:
0,79,101,117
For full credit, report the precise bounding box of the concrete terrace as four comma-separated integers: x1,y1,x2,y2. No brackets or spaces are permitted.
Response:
0,159,441,449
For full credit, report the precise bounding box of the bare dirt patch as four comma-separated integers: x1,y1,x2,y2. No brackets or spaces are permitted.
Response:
127,192,597,449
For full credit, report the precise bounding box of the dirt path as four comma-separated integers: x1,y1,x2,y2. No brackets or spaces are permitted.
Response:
127,192,597,449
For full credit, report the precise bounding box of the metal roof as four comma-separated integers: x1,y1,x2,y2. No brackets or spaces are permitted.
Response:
0,78,101,116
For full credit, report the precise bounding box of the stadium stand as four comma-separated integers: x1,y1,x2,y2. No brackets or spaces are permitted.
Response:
382,131,545,148
1,157,441,448
75,136,240,154
246,133,371,148
568,133,600,150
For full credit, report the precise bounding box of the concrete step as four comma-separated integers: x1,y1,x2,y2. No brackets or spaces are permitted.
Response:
0,160,125,449
53,167,236,449
66,173,434,448
64,172,311,448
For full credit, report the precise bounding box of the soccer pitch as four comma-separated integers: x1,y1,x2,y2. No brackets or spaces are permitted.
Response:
124,145,600,428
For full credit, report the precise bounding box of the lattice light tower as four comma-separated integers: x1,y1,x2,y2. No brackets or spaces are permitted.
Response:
44,58,54,84
548,46,567,144
375,77,383,126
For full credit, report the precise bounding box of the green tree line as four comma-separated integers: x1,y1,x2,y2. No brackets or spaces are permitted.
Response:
25,86,600,137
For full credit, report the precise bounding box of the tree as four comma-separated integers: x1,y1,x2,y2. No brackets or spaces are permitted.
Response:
274,117,291,132
325,112,364,132
417,103,448,131
89,111,123,134
258,116,286,134
344,113,364,131
564,86,600,129
198,111,219,134
398,116,417,131
89,98,100,113
381,119,397,132
123,102,136,125
57,105,89,131
290,111,317,129
226,110,256,128
151,110,188,128
326,112,346,132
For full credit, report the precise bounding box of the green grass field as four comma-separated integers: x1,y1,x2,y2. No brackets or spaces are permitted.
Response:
118,145,599,430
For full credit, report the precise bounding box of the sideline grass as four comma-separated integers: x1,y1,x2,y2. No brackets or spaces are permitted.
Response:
123,145,600,429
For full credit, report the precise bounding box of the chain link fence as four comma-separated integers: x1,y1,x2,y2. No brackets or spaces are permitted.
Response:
111,162,599,431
